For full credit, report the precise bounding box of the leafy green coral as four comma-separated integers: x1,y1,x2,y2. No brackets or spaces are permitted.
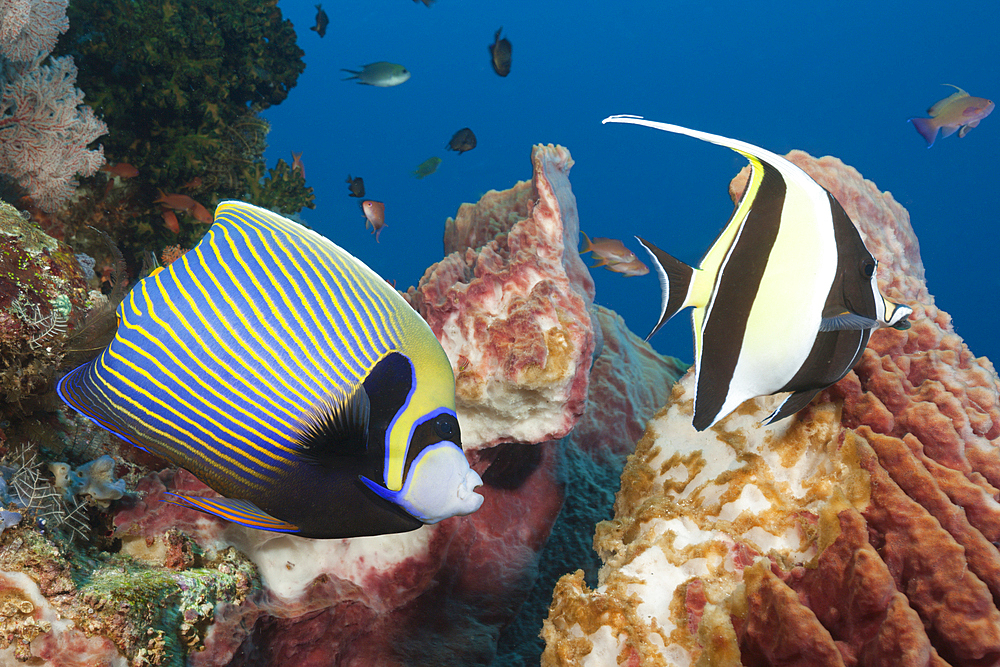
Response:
52,0,313,263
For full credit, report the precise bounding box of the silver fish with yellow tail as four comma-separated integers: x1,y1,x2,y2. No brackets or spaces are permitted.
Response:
58,201,484,538
602,116,913,431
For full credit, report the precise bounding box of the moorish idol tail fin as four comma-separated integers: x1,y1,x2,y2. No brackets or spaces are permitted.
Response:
636,237,694,340
761,389,822,426
908,117,939,147
163,493,300,533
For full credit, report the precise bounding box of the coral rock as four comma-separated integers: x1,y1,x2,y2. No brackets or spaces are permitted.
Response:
408,144,596,448
543,151,1000,666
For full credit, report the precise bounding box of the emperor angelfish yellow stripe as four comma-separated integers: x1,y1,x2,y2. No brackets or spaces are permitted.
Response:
58,201,483,538
602,116,913,431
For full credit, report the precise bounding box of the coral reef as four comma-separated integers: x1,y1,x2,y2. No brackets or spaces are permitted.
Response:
0,0,68,63
0,0,106,213
541,152,1000,666
408,144,597,448
51,0,312,248
0,144,681,666
0,199,90,403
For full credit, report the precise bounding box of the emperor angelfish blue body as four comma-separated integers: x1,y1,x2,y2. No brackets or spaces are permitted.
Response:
58,201,484,538
602,116,913,431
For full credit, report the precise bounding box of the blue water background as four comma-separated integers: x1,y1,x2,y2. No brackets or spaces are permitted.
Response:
263,0,999,366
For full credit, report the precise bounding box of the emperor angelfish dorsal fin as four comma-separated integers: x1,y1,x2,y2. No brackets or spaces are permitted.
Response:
292,383,371,466
636,236,696,340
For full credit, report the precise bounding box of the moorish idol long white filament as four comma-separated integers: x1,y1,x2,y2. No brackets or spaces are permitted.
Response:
602,115,913,431
58,201,484,538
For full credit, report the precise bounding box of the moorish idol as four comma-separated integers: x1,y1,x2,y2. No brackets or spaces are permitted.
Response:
602,115,913,431
58,201,484,538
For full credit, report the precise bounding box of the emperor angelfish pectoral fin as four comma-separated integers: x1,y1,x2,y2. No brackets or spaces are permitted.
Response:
164,493,300,533
291,383,371,466
636,236,697,340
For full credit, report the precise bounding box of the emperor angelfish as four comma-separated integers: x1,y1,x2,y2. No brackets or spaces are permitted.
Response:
602,115,913,431
58,201,484,538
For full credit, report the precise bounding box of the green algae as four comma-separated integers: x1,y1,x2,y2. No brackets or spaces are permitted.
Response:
0,520,259,666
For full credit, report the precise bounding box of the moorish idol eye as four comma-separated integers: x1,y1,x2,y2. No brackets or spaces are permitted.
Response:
861,259,876,278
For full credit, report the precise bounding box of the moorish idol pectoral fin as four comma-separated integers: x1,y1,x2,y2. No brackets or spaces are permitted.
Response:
292,383,371,466
636,237,695,340
163,493,300,533
761,389,822,426
819,312,880,332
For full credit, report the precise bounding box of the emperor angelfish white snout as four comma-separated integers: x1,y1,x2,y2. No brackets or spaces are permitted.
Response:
365,442,484,523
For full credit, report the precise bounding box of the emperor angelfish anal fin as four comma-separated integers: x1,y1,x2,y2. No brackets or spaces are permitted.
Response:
293,383,371,466
637,236,695,340
163,493,300,533
819,313,880,332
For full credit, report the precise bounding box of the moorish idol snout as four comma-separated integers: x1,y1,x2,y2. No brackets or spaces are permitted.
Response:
58,201,484,538
602,115,913,431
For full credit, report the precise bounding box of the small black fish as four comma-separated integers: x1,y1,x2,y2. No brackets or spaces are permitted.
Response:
310,4,329,38
346,174,365,198
412,0,434,6
489,28,511,77
446,128,477,155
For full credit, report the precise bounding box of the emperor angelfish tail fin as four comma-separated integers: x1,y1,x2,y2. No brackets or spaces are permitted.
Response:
637,236,694,340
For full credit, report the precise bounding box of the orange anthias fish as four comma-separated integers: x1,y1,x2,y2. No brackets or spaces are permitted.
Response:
155,191,213,224
189,202,212,224
362,200,386,242
580,231,638,267
580,232,648,276
909,85,994,147
100,163,139,178
605,256,648,277
161,209,180,234
291,152,305,179
155,191,198,210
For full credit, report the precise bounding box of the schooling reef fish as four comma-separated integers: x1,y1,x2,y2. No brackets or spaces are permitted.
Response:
602,115,913,431
58,201,483,538
346,174,365,198
604,256,648,277
342,62,411,87
489,28,511,77
909,85,994,147
580,231,640,268
412,156,442,179
362,200,386,241
446,128,477,155
310,4,328,37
